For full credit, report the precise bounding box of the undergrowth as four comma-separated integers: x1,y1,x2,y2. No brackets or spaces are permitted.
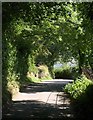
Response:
64,75,93,119
64,75,93,100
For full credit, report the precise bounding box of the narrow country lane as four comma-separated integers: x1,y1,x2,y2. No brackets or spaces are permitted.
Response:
3,79,74,119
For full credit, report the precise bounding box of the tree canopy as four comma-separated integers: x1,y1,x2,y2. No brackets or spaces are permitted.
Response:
2,2,93,106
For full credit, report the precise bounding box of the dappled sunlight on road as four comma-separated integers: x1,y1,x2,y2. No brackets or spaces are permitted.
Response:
3,79,74,119
12,92,58,103
13,79,73,104
12,91,70,105
41,79,73,84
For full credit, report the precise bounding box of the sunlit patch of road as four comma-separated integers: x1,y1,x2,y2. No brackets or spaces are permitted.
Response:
12,79,73,104
41,79,73,84
5,79,74,119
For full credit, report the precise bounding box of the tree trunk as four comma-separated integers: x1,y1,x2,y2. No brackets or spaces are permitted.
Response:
89,51,93,73
78,49,85,75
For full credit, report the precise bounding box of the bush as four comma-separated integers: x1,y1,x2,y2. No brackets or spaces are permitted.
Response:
64,75,93,100
55,69,72,79
54,65,73,79
64,75,93,119
71,67,79,79
27,64,52,83
38,65,50,78
7,80,20,96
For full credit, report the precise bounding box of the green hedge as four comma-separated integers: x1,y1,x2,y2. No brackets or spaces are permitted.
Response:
64,75,93,100
64,75,93,119
54,66,79,79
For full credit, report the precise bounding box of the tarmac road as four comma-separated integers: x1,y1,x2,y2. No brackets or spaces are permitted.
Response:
3,79,74,119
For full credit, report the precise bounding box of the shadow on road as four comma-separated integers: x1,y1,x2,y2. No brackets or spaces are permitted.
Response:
3,100,74,119
2,80,74,119
20,80,72,93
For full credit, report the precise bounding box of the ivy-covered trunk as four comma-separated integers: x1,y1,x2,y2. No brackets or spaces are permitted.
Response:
78,49,85,75
47,62,55,79
2,29,20,107
16,48,29,82
89,51,93,72
2,34,12,108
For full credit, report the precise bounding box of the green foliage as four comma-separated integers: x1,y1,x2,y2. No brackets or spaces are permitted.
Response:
7,80,20,96
64,75,93,100
40,75,52,81
71,66,79,79
2,28,20,104
27,64,52,83
38,65,50,78
54,64,78,79
2,2,93,108
54,68,72,79
66,75,93,119
28,55,38,74
27,76,40,83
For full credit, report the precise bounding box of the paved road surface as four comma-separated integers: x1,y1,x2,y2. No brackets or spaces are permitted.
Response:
3,79,74,119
